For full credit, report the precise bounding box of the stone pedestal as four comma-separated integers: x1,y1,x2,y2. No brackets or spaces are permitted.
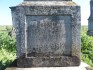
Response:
10,0,81,67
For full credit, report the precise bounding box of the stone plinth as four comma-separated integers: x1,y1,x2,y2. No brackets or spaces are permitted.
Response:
10,0,81,67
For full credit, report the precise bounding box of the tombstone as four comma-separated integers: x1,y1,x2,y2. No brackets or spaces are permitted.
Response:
88,0,93,36
10,0,81,67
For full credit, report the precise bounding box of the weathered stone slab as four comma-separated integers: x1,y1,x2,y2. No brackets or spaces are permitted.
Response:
10,1,81,67
26,15,72,57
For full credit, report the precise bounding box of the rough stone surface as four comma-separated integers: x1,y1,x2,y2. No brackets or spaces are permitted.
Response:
88,0,93,36
26,15,72,57
10,1,81,67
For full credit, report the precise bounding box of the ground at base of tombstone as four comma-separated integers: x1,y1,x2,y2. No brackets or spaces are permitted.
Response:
5,62,93,70
87,30,93,36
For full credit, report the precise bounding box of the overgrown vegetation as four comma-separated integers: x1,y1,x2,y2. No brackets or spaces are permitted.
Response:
81,26,93,67
0,25,93,70
0,26,16,70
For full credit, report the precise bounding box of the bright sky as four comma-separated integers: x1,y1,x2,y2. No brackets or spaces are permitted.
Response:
0,0,90,25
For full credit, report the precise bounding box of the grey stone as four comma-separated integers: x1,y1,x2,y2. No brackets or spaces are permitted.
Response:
88,0,93,36
10,0,81,67
26,15,72,57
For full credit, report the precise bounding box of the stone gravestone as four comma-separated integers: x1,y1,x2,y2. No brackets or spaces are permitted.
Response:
88,0,93,36
10,0,81,67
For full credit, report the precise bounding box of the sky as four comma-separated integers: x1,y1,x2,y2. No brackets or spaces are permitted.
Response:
0,0,90,25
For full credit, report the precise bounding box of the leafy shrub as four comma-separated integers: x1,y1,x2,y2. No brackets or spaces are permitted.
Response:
0,27,16,70
81,26,93,67
0,32,16,52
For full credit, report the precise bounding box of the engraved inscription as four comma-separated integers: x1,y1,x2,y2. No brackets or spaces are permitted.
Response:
26,15,72,57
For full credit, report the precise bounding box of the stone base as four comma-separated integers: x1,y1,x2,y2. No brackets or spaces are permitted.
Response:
87,30,93,36
17,55,80,67
5,62,93,70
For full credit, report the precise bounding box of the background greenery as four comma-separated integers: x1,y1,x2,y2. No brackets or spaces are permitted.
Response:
81,26,93,67
0,26,16,70
0,25,93,70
